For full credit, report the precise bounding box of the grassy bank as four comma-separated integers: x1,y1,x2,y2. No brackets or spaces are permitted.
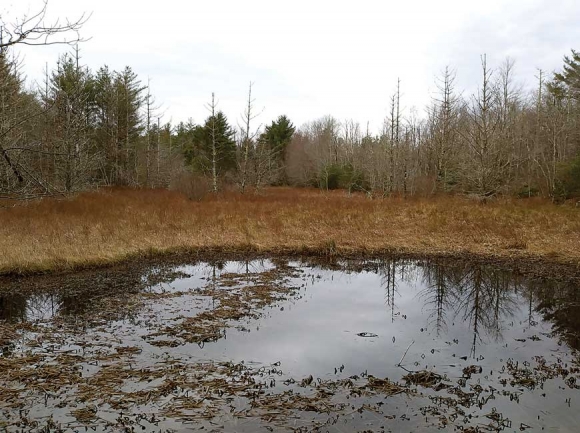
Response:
1,187,579,275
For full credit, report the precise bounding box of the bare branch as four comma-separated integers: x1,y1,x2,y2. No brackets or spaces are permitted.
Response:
0,0,90,51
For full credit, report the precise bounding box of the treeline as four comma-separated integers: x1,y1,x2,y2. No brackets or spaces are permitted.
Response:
1,46,579,201
0,47,297,199
0,48,177,198
288,55,580,200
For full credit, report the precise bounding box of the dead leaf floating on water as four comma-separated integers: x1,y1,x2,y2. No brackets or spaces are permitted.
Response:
300,375,314,386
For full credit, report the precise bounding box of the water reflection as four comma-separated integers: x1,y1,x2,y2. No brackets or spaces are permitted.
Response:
1,258,579,355
321,258,580,357
533,279,580,350
0,259,278,323
2,257,580,432
419,262,580,354
421,263,518,357
0,294,27,322
419,262,454,335
380,261,399,323
0,292,96,322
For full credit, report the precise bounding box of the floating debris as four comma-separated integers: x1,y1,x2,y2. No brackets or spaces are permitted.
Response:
70,406,97,423
462,365,483,379
357,332,378,338
365,376,409,396
402,370,446,389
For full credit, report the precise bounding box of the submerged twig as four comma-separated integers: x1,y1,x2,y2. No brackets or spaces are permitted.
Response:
397,340,415,370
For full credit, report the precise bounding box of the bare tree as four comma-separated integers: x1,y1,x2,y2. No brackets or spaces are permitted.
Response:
428,67,461,193
207,93,218,193
143,79,162,187
462,55,505,196
0,0,89,51
279,52,580,199
238,82,261,193
307,116,341,190
0,2,90,199
0,51,58,199
386,79,402,194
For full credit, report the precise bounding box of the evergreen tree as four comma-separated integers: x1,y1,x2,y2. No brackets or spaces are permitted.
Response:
548,50,580,101
194,111,236,176
175,119,198,166
47,53,96,192
258,115,295,184
114,66,145,184
547,50,580,198
260,115,295,163
93,65,117,182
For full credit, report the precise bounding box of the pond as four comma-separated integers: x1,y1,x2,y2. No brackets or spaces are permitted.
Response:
1,257,580,432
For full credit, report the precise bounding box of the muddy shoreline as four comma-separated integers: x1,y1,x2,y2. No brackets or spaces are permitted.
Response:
1,246,580,290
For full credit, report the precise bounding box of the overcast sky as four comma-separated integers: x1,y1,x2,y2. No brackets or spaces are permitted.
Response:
5,0,580,132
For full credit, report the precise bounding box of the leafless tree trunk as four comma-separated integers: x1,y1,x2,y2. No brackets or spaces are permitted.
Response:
157,116,161,181
238,82,260,193
208,93,218,193
429,67,461,193
145,80,152,187
386,79,402,194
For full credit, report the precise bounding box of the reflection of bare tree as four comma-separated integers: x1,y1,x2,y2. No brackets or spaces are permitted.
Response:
0,292,93,323
419,263,455,335
200,259,273,282
188,260,227,294
522,283,537,327
239,258,273,284
377,260,417,323
217,257,580,356
446,265,517,358
381,261,398,323
533,280,580,351
489,271,520,337
25,293,61,321
0,294,27,321
417,262,519,357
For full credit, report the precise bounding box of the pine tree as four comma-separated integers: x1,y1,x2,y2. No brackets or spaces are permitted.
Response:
93,65,117,183
260,115,295,163
194,111,236,177
47,52,96,192
545,50,580,198
257,115,295,184
114,66,145,184
548,50,580,101
176,119,198,166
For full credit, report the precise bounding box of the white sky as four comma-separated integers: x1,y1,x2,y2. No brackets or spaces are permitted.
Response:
5,0,580,133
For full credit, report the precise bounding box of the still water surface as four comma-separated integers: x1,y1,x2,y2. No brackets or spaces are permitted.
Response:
1,258,579,431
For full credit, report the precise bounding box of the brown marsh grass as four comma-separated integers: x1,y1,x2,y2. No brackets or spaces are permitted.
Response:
1,187,579,274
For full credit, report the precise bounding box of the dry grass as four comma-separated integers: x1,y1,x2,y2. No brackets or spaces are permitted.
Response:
1,187,579,274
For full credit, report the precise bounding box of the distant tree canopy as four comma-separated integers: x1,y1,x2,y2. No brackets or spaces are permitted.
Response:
175,120,197,165
46,53,95,192
548,49,580,101
556,155,580,199
183,112,236,176
260,115,296,162
1,39,580,199
92,65,146,184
